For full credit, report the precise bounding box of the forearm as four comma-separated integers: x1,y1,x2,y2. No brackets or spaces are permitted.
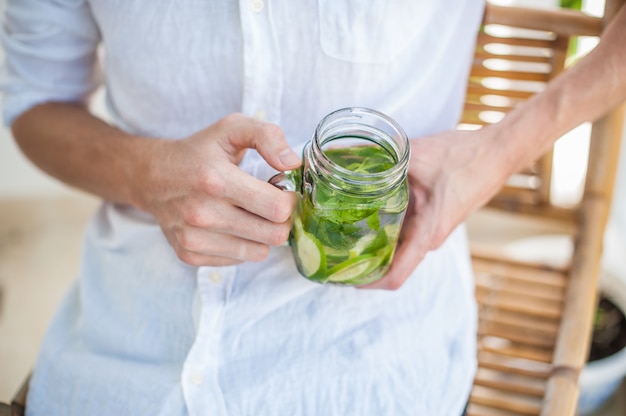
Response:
11,102,160,208
486,3,626,178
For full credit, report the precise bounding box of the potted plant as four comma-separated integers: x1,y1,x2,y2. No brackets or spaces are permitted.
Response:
577,270,626,414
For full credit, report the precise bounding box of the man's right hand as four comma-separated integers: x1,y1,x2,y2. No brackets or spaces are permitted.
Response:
132,113,302,267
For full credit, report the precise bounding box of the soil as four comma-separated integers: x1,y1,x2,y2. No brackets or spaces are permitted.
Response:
588,295,626,362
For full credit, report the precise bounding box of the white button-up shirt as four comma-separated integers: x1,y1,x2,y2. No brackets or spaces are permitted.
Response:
1,1,484,415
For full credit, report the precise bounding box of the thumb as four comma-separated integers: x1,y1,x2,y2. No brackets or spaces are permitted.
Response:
260,138,302,172
218,113,302,172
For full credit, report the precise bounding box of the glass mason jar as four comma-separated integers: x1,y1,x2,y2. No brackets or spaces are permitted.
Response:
271,107,410,286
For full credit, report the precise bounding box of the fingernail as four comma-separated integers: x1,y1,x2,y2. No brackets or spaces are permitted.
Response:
279,148,301,167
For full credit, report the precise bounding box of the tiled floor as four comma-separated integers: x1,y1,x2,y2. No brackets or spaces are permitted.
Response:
0,195,624,415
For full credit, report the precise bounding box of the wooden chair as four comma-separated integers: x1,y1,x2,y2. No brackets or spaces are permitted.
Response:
463,1,625,415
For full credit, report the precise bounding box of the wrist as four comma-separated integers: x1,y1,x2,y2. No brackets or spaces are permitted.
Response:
121,134,171,212
464,124,519,207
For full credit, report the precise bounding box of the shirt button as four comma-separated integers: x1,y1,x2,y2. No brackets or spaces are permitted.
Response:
254,110,267,121
250,0,264,13
189,373,204,385
208,270,223,284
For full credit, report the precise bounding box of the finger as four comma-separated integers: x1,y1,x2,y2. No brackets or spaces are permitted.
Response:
228,206,293,246
183,200,293,246
217,164,298,223
217,113,302,171
172,227,272,265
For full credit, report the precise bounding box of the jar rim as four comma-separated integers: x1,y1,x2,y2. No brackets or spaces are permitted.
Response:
310,107,410,195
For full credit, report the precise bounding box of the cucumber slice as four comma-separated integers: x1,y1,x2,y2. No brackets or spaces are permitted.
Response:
326,254,382,283
293,218,325,277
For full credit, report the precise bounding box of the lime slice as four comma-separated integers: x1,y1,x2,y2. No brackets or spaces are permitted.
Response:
384,224,401,241
348,233,378,258
325,246,349,265
327,254,382,283
324,246,347,257
293,218,325,277
349,230,390,259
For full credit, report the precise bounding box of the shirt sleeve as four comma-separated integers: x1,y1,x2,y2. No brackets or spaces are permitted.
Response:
0,0,102,126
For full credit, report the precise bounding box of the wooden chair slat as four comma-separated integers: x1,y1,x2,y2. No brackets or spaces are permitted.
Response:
478,351,552,379
470,66,551,82
477,32,558,50
474,50,552,64
484,4,603,36
474,367,546,397
482,198,579,221
464,102,516,114
478,326,556,349
466,83,538,99
492,186,544,204
476,278,565,302
479,298,562,321
468,403,533,416
470,386,543,415
480,308,561,332
473,266,569,290
460,113,489,126
479,344,554,364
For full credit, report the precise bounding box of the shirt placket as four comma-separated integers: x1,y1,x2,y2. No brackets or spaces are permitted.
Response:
240,0,282,123
181,266,235,416
183,2,281,414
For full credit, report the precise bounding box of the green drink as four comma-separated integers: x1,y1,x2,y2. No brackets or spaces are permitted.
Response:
291,144,409,285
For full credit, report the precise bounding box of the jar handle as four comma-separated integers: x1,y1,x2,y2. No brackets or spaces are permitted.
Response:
268,171,297,192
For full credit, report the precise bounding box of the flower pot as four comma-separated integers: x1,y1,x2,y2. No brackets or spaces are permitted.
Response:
577,270,626,415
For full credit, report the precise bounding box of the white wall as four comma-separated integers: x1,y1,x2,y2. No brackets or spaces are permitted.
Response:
0,84,108,200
